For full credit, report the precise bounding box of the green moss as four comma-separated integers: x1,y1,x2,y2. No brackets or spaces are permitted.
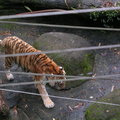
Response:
86,104,120,120
0,19,19,31
1,23,16,30
32,40,94,88
85,89,120,120
32,40,48,50
0,105,9,120
0,5,4,9
48,53,94,88
32,40,89,75
80,54,93,75
32,40,41,50
49,53,94,75
0,46,4,52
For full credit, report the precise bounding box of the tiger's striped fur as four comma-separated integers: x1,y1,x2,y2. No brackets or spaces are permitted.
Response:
0,36,66,108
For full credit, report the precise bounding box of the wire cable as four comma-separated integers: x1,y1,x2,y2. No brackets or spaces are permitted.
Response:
0,7,120,20
0,88,119,107
0,70,76,78
1,20,120,31
0,73,120,87
0,44,120,58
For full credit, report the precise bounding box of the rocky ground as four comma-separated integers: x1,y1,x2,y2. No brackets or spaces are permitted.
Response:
85,49,120,120
0,21,120,120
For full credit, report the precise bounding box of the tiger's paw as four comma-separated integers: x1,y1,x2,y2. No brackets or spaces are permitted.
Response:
6,73,14,81
43,98,55,108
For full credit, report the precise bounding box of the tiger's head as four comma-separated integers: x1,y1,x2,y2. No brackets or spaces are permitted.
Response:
46,65,66,90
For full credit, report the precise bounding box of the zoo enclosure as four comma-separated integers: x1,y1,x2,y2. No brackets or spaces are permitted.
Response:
0,7,120,111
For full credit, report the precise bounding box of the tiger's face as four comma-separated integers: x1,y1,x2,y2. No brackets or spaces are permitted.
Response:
47,66,66,90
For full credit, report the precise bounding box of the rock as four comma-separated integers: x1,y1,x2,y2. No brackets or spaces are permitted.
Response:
85,89,120,120
85,49,120,120
34,32,91,59
13,84,90,120
2,0,120,10
34,32,94,88
0,78,9,120
6,0,81,9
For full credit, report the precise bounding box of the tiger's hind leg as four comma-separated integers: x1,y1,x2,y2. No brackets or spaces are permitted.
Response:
4,57,14,81
34,76,55,108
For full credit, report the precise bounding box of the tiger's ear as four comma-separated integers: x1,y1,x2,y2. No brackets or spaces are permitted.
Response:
59,66,63,70
59,66,66,75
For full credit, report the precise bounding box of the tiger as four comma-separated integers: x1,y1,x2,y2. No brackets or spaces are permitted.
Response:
0,36,66,108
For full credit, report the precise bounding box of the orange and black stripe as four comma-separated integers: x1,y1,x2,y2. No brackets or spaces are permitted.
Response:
1,36,65,78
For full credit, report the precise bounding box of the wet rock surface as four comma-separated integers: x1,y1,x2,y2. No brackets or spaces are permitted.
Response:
1,0,120,10
85,49,120,119
85,89,120,120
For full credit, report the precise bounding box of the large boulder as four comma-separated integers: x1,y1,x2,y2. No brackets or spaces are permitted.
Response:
33,32,94,88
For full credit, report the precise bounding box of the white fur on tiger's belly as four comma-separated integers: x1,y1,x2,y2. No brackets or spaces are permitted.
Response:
6,73,14,81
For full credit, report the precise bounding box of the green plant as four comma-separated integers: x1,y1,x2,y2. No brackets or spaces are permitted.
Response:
90,9,120,27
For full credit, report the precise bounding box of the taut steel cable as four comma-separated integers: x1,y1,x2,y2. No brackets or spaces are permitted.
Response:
0,7,120,20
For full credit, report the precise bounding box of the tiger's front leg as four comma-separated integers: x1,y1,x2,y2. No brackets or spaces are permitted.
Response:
34,76,54,108
37,83,55,108
5,69,14,81
4,57,14,81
